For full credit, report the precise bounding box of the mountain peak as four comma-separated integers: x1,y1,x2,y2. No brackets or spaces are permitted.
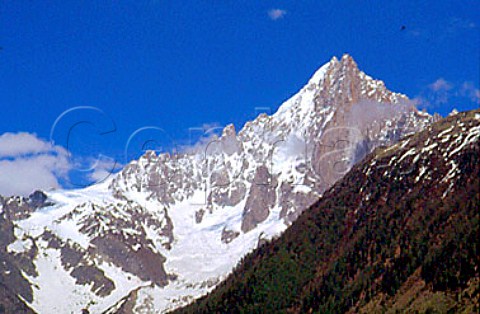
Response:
326,53,357,71
0,54,436,314
327,53,360,78
341,52,354,61
330,55,339,64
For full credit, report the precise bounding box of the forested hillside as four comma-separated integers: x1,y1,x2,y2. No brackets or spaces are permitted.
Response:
175,109,480,314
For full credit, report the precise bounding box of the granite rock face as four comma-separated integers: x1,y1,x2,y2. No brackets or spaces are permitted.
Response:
241,165,277,233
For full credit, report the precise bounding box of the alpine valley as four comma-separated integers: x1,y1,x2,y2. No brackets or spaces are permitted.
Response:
2,55,477,314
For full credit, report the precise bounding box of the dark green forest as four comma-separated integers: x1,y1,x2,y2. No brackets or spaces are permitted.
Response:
176,110,480,314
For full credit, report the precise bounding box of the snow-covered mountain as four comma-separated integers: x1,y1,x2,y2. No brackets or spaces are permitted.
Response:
174,109,480,314
0,54,436,313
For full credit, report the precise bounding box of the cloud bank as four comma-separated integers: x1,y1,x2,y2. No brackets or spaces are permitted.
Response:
414,78,480,110
0,132,72,196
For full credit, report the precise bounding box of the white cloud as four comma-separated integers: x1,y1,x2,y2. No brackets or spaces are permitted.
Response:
200,122,222,133
0,132,72,196
428,78,452,92
0,132,58,157
460,81,480,104
413,78,480,109
182,122,224,154
268,8,287,21
422,78,452,106
87,157,122,183
448,17,477,33
407,17,477,41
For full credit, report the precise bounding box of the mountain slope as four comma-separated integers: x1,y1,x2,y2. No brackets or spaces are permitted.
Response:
1,55,435,313
175,109,480,314
0,196,36,314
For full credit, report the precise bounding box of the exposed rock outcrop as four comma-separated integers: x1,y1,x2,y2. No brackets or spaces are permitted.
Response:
241,165,277,233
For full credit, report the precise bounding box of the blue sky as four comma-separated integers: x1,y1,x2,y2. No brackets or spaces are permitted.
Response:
0,1,479,193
